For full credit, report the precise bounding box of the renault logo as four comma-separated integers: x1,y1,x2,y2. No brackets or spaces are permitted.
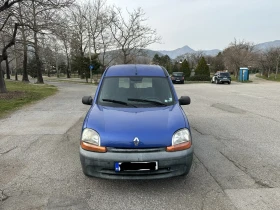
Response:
133,137,140,146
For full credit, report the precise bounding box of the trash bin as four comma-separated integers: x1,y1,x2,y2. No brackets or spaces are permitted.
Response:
239,67,249,82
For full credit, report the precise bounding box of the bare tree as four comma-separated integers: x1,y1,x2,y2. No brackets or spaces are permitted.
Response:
1,22,12,79
109,7,161,64
23,0,73,83
98,13,117,68
0,0,23,12
53,14,72,78
14,1,31,82
69,4,88,58
12,44,21,80
85,0,104,54
0,22,21,92
86,0,116,68
271,47,280,79
223,39,256,78
258,47,280,78
0,0,24,92
0,0,74,92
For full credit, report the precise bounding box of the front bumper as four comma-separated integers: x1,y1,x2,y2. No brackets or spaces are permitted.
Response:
80,146,193,179
172,79,184,83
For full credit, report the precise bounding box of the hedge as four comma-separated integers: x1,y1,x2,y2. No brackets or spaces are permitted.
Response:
185,75,211,81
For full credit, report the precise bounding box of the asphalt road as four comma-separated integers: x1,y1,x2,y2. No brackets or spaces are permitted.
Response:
1,79,280,210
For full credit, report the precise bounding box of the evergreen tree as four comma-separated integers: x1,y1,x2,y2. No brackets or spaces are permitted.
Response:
180,59,191,77
173,62,180,72
72,54,101,82
152,54,172,73
195,57,210,76
27,56,40,78
152,54,161,65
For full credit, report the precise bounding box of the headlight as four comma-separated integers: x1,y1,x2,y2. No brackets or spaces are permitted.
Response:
167,129,191,152
172,128,191,145
81,128,100,146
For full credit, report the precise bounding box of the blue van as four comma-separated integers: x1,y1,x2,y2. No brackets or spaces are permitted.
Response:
80,64,193,179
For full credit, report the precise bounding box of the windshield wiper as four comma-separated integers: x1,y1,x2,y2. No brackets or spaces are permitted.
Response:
127,98,167,106
102,99,137,107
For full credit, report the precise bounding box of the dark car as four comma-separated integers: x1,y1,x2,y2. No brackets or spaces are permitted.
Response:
211,72,231,84
171,72,185,84
80,64,193,179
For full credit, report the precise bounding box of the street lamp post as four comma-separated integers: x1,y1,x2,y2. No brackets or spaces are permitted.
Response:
83,14,92,83
88,18,92,83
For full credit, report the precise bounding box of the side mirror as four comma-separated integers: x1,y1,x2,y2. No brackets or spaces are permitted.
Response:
179,96,191,105
82,96,93,105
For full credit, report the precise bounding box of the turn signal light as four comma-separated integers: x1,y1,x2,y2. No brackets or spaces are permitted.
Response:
81,141,107,153
166,142,191,152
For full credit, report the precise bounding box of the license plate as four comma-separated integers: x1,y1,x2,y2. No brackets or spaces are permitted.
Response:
176,80,180,81
224,77,227,79
115,161,158,172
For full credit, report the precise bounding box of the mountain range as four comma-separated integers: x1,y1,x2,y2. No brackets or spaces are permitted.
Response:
149,40,280,59
254,40,280,51
158,45,221,58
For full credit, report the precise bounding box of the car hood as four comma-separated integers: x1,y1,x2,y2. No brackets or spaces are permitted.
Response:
83,104,189,148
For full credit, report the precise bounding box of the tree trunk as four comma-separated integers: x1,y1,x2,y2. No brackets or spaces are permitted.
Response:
14,45,18,81
47,63,50,77
123,52,128,64
69,55,72,77
55,45,59,78
5,57,10,79
56,56,59,78
66,49,70,78
22,41,29,82
66,57,70,78
0,63,7,93
80,34,84,57
19,4,29,82
45,60,50,77
32,0,43,84
34,32,44,83
234,68,238,80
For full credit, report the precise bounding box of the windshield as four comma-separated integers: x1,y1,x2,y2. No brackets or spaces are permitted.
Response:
97,77,175,107
172,72,183,76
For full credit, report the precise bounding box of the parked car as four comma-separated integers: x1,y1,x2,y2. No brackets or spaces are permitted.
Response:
211,71,231,84
80,64,193,179
171,72,185,84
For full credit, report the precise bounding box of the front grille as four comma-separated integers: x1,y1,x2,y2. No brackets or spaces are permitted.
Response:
106,147,165,153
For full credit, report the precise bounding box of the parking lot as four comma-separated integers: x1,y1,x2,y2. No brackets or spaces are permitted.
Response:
1,80,280,210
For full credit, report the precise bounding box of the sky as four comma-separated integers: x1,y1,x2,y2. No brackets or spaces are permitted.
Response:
101,0,280,51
